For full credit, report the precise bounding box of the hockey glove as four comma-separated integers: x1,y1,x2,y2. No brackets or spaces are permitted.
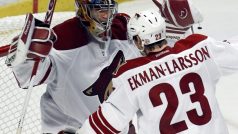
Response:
152,0,203,28
5,13,56,67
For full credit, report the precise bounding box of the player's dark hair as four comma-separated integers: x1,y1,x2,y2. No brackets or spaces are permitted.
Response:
144,39,167,52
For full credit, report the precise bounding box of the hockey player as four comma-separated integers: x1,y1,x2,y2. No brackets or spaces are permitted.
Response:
5,0,202,133
76,9,238,134
7,0,141,133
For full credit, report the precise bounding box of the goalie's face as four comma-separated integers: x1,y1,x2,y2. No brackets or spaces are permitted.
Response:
91,8,114,24
75,0,118,38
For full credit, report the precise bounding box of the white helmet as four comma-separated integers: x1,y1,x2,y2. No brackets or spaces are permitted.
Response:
128,9,166,48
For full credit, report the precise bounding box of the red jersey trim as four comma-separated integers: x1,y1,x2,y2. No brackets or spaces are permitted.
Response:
89,115,102,134
90,107,120,134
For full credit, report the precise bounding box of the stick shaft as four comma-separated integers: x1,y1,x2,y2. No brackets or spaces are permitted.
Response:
15,0,57,133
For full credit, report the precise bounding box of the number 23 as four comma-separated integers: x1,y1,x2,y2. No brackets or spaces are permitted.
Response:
149,73,212,134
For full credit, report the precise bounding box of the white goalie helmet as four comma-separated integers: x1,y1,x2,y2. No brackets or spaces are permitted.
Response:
128,9,166,49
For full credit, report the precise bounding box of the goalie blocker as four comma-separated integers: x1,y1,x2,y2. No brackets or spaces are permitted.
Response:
152,0,203,28
6,13,57,67
152,0,203,42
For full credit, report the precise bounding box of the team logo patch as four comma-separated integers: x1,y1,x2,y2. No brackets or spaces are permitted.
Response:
83,50,125,103
179,8,188,20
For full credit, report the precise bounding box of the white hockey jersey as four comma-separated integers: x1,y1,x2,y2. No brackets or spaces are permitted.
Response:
12,14,141,133
78,34,238,134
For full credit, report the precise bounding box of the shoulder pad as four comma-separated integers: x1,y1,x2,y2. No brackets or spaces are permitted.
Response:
111,13,130,40
173,34,208,51
53,17,89,50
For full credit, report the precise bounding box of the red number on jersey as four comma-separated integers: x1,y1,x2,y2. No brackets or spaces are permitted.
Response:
149,73,212,134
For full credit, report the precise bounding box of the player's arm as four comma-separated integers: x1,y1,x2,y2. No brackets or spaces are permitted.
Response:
209,36,238,76
76,102,137,134
6,13,56,88
76,78,138,134
111,13,142,59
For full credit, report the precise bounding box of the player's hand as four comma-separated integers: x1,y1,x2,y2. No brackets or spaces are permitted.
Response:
5,13,56,67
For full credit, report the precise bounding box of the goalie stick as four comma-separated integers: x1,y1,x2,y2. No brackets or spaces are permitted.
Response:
14,0,57,134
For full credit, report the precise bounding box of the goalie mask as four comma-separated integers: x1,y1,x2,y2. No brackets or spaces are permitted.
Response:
127,9,166,52
75,0,118,38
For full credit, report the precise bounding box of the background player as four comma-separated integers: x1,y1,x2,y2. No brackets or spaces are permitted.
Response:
6,0,141,133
